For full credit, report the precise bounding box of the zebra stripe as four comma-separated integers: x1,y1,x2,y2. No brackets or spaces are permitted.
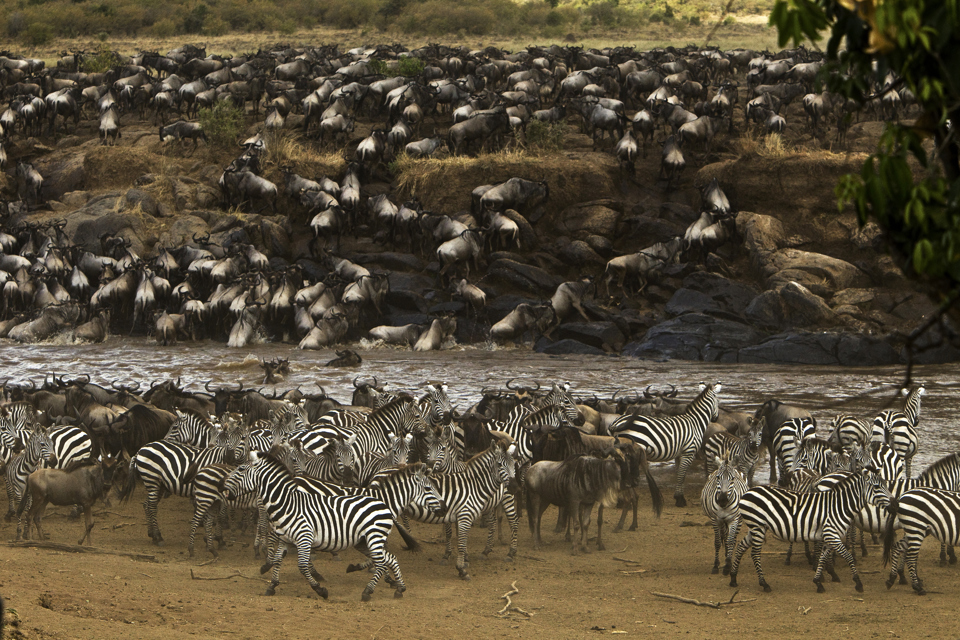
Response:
222,450,408,600
883,487,960,595
609,382,720,507
165,410,219,448
405,442,518,579
187,463,265,559
729,469,890,593
703,418,763,482
118,440,233,545
773,417,816,484
830,414,872,453
417,383,454,428
700,456,748,575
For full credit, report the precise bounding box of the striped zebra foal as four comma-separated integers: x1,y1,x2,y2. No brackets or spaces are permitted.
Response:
405,440,519,579
703,417,764,482
729,468,891,593
187,463,266,559
883,487,960,595
872,385,924,478
222,447,416,601
609,382,721,507
700,455,748,575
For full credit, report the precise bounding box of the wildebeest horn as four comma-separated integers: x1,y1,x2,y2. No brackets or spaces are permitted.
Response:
75,374,90,384
205,380,216,392
506,377,519,390
353,376,362,388
644,385,655,399
531,381,540,391
111,380,124,391
666,384,677,397
315,382,327,395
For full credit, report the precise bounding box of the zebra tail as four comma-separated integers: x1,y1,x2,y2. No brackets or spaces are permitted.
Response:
639,448,663,518
117,459,140,504
394,520,421,553
881,498,900,567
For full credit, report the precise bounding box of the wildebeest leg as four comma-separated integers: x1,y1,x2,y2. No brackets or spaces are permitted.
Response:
554,505,567,535
79,505,95,546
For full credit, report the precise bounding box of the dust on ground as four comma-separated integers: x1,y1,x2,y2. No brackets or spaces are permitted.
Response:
1,466,953,640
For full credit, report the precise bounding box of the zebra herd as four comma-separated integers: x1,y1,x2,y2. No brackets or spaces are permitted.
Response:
3,376,960,599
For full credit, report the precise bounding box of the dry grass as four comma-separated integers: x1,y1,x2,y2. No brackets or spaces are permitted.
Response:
264,131,346,178
19,22,780,65
395,148,619,214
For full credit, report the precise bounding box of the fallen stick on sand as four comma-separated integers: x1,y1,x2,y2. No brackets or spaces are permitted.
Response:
497,580,533,618
650,590,757,609
190,569,266,582
4,540,157,562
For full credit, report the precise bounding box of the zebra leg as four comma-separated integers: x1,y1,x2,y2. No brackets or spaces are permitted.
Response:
264,540,286,596
16,493,32,540
723,515,742,576
455,516,472,580
905,536,926,596
215,501,226,549
804,541,814,566
673,453,695,507
785,543,793,566
858,528,868,558
939,543,948,566
143,488,163,545
188,497,208,558
710,520,723,574
728,532,751,587
596,503,605,552
950,545,957,565
383,550,406,598
441,522,454,564
748,529,770,592
828,528,862,592
294,539,328,600
261,530,282,575
501,493,519,560
481,510,496,557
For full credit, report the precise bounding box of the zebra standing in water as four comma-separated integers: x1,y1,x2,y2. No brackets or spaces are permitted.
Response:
222,447,419,601
118,440,235,545
608,382,721,507
883,487,960,595
405,440,518,580
729,467,891,594
872,385,923,478
700,454,749,575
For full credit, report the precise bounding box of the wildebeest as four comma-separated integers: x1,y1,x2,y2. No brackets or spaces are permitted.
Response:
160,120,207,148
490,303,555,343
479,178,549,215
17,455,119,545
326,349,362,367
525,453,623,553
413,317,457,352
659,135,685,185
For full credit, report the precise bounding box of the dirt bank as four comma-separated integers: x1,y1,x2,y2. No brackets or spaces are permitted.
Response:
1,466,953,640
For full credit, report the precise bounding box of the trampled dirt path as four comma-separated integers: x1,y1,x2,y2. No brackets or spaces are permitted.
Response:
1,468,955,640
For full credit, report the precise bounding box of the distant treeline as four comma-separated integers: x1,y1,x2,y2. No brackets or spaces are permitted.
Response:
3,0,771,46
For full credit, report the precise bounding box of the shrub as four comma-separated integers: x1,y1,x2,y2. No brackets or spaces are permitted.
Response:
524,119,564,152
81,45,122,73
150,18,176,37
397,56,424,77
198,102,244,147
23,22,51,45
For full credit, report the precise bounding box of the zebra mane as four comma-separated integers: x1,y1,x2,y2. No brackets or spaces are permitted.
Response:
371,461,426,480
369,394,414,416
917,452,960,481
262,443,298,476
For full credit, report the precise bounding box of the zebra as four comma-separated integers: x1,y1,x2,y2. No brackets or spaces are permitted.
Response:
882,487,960,595
829,414,872,453
773,417,817,485
790,437,841,476
117,440,235,545
536,382,584,427
286,436,359,485
187,463,266,558
729,468,890,593
701,454,749,575
221,447,418,601
703,416,764,482
608,382,721,507
405,440,519,579
355,434,413,486
872,385,924,478
5,432,51,522
417,383,455,429
164,410,219,447
293,397,426,458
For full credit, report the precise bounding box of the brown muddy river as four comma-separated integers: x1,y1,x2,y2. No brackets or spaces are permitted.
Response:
3,338,958,470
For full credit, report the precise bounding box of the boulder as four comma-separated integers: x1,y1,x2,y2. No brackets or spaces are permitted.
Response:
619,214,685,245
558,240,605,267
665,289,720,317
123,188,158,216
64,194,150,255
535,337,608,356
487,259,563,295
681,272,760,317
890,293,938,323
486,294,539,323
659,202,700,225
157,215,210,250
736,212,785,258
622,313,761,361
556,321,626,352
37,154,85,201
500,209,538,250
762,249,869,290
831,288,876,307
555,200,622,237
851,221,884,250
260,218,292,258
738,331,899,366
779,281,836,327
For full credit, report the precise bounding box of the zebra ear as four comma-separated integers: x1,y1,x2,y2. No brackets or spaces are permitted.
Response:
346,434,358,446
714,382,722,393
441,384,448,393
404,433,414,443
918,386,926,396
713,455,721,467
249,450,260,463
698,382,706,392
507,444,517,456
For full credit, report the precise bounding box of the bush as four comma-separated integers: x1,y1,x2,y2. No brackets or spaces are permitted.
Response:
81,45,122,73
198,102,244,147
149,17,176,37
524,119,565,152
397,56,424,77
23,22,51,45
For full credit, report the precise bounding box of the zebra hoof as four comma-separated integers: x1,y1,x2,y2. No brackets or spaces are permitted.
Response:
264,585,276,596
814,581,824,594
260,563,273,575
361,591,372,602
722,566,730,577
155,540,165,547
940,558,948,567
314,585,329,600
762,582,772,593
188,548,195,558
346,564,362,574
674,496,687,508
218,540,227,550
728,575,737,588
915,587,926,596
830,574,841,583
885,579,895,590
711,566,719,575
393,589,404,599
951,557,958,565
899,574,908,585
854,580,864,593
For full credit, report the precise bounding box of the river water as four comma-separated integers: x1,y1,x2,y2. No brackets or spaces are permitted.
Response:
3,338,959,472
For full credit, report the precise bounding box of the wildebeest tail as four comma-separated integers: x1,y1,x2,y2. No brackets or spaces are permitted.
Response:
117,458,140,504
638,447,663,517
394,519,421,552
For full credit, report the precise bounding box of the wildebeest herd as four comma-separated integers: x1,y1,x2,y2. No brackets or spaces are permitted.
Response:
0,39,911,353
0,372,957,599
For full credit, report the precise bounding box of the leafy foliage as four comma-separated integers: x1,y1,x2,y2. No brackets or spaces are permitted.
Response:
80,45,121,73
198,102,244,147
771,0,960,289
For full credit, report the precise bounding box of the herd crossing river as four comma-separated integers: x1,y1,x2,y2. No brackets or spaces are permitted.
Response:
3,337,958,471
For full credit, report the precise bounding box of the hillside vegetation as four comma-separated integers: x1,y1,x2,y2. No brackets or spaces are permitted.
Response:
3,0,774,48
